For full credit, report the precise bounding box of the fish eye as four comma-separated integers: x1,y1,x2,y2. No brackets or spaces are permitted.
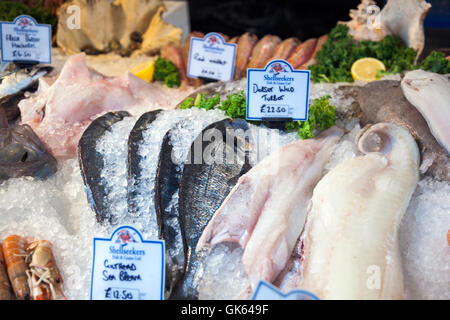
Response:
21,152,28,162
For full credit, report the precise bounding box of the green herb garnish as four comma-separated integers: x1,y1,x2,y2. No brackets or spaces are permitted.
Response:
219,91,247,119
179,93,220,110
418,51,450,74
154,57,180,88
285,96,336,139
309,24,449,83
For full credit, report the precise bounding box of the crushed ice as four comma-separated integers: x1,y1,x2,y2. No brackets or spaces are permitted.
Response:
0,81,447,300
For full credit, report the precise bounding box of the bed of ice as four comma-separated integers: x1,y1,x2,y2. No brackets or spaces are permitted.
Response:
0,80,448,300
400,177,450,300
129,108,227,241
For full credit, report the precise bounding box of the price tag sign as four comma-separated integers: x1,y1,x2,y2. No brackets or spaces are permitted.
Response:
187,32,236,81
252,280,319,300
90,226,165,300
246,60,310,121
0,15,51,64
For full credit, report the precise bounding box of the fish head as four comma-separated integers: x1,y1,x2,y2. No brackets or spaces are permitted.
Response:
0,124,57,181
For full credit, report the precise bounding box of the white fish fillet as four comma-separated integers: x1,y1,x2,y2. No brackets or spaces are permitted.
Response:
401,69,450,154
18,53,192,158
197,127,344,283
293,123,419,299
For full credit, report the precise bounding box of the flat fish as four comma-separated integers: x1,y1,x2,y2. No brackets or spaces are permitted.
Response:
358,80,449,181
0,108,57,182
78,111,131,223
197,127,343,284
284,123,420,299
171,119,252,299
127,110,162,217
401,70,450,154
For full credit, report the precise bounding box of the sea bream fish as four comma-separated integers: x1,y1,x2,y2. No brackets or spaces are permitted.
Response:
0,65,53,122
401,70,450,154
78,111,131,223
197,127,343,284
281,123,419,299
18,53,192,159
171,119,253,299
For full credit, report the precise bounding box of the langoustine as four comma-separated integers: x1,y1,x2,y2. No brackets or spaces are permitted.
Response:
2,235,30,300
197,127,343,284
0,245,13,300
282,123,419,299
26,240,66,300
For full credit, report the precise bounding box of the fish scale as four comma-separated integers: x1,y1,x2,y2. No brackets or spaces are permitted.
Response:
171,119,253,299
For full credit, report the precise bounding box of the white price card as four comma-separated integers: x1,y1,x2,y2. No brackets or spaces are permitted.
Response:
90,226,165,300
252,280,319,300
246,60,310,121
0,15,51,64
187,32,236,81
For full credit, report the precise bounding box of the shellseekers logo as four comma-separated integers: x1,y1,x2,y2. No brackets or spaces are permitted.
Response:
115,229,137,247
269,62,287,75
206,35,219,47
18,17,32,29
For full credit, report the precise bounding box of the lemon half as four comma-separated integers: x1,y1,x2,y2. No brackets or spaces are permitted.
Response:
351,58,386,82
131,60,155,82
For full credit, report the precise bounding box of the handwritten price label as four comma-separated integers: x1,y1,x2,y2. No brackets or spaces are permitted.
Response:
187,32,236,81
0,15,51,64
90,226,165,300
246,60,310,121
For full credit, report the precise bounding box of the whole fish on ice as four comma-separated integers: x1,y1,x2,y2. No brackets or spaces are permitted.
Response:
281,123,419,299
401,70,450,154
358,80,449,180
172,119,252,299
78,111,131,223
197,127,343,284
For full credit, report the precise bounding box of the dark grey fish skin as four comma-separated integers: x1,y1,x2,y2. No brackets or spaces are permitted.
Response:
154,127,186,298
127,110,162,217
0,108,57,182
0,66,53,122
358,80,449,181
171,119,252,300
78,111,131,224
0,81,38,122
